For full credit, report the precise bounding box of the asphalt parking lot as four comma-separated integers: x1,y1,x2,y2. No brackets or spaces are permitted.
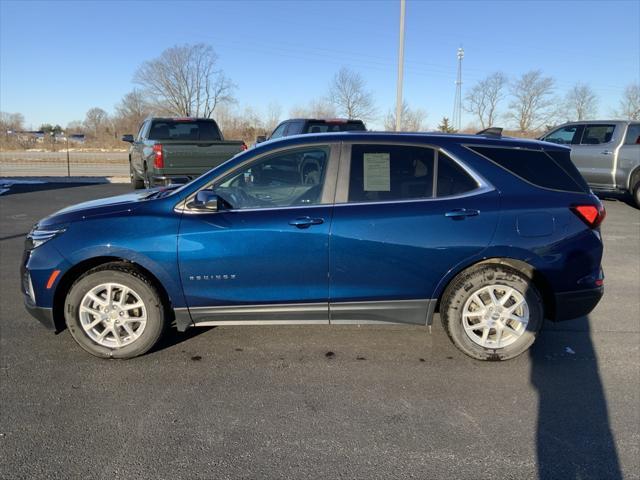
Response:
1,182,638,480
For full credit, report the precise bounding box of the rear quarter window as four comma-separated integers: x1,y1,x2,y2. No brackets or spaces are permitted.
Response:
468,146,588,193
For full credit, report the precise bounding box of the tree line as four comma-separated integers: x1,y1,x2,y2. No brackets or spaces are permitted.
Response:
1,43,639,148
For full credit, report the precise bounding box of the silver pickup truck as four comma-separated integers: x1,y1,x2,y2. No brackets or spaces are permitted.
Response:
541,120,640,207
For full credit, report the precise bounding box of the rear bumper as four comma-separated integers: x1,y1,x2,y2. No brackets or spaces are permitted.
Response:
151,175,193,187
553,287,604,321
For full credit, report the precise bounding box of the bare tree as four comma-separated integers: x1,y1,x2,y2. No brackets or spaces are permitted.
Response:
84,107,109,138
506,70,556,132
134,43,236,118
65,120,85,133
565,83,598,121
264,102,282,133
616,83,640,120
216,105,265,144
464,72,507,128
327,67,376,121
289,98,337,118
0,111,25,133
114,89,152,133
384,102,427,131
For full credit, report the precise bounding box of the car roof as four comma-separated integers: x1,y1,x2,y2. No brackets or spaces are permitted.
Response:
554,120,634,126
283,118,365,123
256,130,562,150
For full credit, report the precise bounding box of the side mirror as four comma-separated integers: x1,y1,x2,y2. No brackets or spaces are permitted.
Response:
121,134,134,143
256,135,267,144
192,190,220,211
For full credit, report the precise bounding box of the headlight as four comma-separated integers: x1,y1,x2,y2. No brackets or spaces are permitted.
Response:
27,225,67,249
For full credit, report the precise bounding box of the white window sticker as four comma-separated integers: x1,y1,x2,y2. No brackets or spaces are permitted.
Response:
363,153,390,191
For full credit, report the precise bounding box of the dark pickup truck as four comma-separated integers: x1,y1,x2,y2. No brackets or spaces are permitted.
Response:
122,117,246,189
256,118,366,143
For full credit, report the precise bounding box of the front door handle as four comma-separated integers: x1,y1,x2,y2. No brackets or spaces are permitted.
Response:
445,208,480,218
601,150,613,155
289,217,324,228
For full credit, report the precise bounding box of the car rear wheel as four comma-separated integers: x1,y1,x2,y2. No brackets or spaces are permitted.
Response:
130,163,144,189
632,180,640,209
441,265,543,361
143,165,151,189
64,263,166,359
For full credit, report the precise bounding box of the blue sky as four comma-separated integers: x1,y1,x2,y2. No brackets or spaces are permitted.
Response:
1,0,638,130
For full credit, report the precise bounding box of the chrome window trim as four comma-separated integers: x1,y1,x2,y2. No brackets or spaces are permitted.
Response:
334,141,493,204
175,142,341,214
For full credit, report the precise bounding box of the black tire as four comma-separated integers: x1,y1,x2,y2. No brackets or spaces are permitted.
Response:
130,162,144,189
64,263,166,359
632,180,640,209
440,264,543,361
143,163,152,189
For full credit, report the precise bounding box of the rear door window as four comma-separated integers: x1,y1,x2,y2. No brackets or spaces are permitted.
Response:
580,124,616,145
624,124,640,145
148,120,221,141
436,153,479,197
347,145,478,203
543,125,582,145
468,146,588,193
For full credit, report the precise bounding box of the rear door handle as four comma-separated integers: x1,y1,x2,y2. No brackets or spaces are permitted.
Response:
445,208,480,218
289,217,324,228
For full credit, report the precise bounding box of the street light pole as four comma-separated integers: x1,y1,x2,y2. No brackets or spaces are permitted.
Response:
395,0,406,132
66,134,70,177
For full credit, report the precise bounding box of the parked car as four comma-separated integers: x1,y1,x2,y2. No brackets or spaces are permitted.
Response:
23,131,605,361
122,117,246,189
540,120,640,207
256,118,366,143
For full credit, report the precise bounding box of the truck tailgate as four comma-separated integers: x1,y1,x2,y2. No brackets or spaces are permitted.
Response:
162,141,244,175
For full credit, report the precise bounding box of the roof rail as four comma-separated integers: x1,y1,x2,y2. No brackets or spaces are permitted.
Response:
476,127,503,137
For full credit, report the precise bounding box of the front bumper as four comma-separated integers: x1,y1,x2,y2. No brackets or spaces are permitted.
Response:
553,286,604,321
25,300,55,330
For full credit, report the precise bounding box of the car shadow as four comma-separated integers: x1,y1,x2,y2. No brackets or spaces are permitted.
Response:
530,316,622,479
150,325,216,354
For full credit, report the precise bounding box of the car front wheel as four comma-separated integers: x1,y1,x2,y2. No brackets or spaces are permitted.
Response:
64,263,166,359
441,265,543,361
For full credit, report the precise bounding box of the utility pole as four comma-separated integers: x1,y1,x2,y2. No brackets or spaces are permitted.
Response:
452,47,464,131
395,0,406,132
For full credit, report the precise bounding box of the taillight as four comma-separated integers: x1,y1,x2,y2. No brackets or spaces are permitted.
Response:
241,142,248,151
152,144,164,168
571,204,606,228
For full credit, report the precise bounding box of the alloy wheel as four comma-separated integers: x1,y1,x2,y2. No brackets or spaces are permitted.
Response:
461,284,529,349
79,282,147,348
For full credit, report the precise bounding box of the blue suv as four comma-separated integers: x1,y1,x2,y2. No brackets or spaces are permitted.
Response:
22,132,605,360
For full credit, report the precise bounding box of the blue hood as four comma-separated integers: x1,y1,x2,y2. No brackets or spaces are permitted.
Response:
38,190,156,227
